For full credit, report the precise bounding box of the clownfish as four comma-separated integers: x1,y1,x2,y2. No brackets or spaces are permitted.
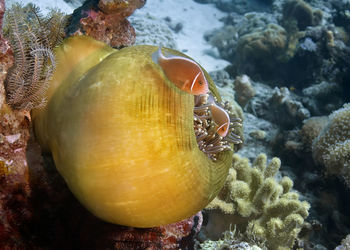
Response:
152,47,209,95
207,95,230,137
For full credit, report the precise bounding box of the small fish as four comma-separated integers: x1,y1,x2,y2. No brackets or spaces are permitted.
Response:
152,47,209,95
207,95,230,137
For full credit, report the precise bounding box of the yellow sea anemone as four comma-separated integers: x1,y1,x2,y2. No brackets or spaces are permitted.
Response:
32,36,241,227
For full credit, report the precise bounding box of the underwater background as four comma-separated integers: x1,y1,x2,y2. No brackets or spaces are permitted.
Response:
1,0,350,249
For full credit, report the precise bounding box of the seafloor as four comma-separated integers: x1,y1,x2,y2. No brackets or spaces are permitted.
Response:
1,0,350,249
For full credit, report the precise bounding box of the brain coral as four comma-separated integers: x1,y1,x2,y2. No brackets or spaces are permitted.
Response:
312,103,350,186
31,36,236,228
206,153,310,250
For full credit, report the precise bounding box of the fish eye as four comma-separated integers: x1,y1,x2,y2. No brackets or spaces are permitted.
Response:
199,81,202,85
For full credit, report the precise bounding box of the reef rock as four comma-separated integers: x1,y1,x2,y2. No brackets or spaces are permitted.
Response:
66,0,145,47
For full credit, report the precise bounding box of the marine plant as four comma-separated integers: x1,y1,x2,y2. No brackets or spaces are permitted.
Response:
31,35,242,227
206,153,310,250
3,3,67,110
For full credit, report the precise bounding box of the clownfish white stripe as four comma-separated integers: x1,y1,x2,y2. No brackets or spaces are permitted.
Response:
191,72,201,92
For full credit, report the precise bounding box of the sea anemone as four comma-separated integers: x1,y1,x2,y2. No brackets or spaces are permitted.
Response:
32,36,242,227
194,94,242,161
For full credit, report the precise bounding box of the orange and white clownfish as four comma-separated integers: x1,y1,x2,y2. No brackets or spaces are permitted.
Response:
207,95,230,137
152,47,209,95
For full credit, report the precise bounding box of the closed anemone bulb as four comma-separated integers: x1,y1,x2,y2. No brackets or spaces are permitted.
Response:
193,94,242,161
32,36,241,228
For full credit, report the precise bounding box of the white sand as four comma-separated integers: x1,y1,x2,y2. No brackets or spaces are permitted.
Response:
132,0,230,72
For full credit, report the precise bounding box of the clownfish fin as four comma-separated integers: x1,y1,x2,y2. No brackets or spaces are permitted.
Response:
151,46,163,64
182,79,191,90
190,72,201,92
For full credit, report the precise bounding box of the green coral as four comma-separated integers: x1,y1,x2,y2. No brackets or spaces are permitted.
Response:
312,103,350,186
206,154,310,250
235,23,287,68
282,0,322,31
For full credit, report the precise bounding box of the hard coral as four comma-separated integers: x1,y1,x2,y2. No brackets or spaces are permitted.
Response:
282,0,322,31
205,154,310,250
68,0,145,47
233,75,256,107
234,23,287,80
312,103,350,187
335,234,350,250
301,116,328,152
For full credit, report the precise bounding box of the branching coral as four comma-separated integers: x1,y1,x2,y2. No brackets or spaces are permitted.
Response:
205,154,310,250
3,4,67,110
312,103,350,186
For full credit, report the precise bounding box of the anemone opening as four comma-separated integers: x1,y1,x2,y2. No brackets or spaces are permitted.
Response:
193,94,242,161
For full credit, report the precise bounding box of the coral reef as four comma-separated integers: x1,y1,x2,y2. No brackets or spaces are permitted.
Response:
66,0,145,47
282,0,322,31
233,23,287,80
0,0,32,246
194,0,271,14
111,212,203,249
0,0,11,109
300,116,328,152
312,103,350,186
204,154,310,250
233,75,256,107
205,0,350,96
245,82,310,129
129,12,177,49
205,12,278,62
3,0,350,248
0,2,212,248
199,228,263,250
335,234,350,250
269,87,310,128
